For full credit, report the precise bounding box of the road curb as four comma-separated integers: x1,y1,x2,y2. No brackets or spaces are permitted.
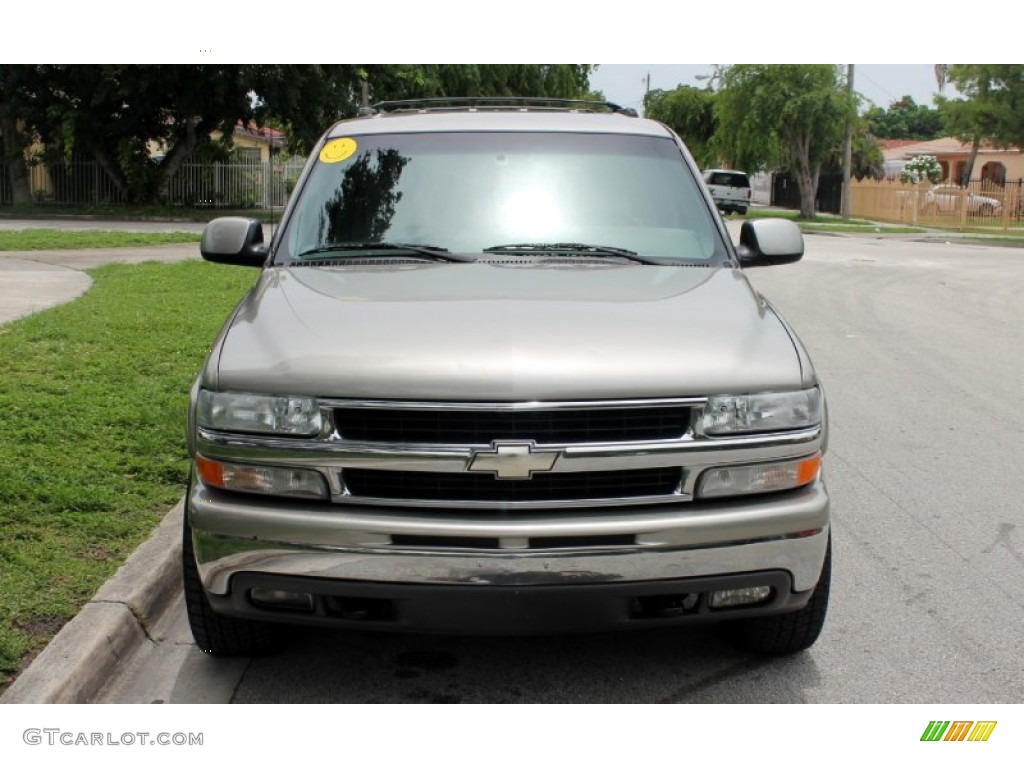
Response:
1,500,184,704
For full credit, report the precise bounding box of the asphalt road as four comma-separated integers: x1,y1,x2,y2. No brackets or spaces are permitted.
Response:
98,230,1024,704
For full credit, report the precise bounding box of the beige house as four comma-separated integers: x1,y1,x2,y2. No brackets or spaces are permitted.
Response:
216,121,286,163
148,120,286,163
882,137,1024,184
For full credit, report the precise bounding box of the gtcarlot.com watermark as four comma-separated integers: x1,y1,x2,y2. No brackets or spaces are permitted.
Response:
23,729,203,747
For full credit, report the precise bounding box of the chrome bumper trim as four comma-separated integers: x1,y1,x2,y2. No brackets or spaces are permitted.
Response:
189,479,830,594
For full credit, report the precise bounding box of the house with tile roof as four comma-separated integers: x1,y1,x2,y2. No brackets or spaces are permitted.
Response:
882,137,1024,184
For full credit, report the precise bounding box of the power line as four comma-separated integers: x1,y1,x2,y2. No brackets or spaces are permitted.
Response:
855,68,899,107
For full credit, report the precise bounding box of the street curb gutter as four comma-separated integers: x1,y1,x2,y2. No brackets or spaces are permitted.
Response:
1,500,184,704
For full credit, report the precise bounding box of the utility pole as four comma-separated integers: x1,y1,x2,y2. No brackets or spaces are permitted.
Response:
841,64,854,220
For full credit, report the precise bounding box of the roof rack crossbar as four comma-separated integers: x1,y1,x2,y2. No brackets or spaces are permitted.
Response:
362,97,638,117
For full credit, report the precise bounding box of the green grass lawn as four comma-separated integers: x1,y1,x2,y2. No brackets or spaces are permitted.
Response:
739,208,925,233
0,229,200,251
0,261,256,693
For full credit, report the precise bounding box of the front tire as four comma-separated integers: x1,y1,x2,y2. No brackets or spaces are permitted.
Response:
182,484,280,656
720,536,831,655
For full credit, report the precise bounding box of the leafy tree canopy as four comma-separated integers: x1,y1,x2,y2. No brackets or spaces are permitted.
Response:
643,86,717,168
824,119,885,181
1,64,594,204
863,95,943,140
938,64,1024,149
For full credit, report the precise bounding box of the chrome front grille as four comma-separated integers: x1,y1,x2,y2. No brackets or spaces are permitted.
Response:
342,467,684,504
333,404,691,444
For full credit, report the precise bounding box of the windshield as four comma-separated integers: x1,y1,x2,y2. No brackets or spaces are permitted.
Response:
278,131,726,264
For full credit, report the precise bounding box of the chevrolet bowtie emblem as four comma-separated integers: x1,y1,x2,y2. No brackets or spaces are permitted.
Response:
467,443,559,480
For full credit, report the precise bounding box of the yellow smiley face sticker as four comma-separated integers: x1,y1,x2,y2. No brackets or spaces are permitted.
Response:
319,137,358,164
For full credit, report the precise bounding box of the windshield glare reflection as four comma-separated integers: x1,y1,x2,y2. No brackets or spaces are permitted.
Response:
283,132,723,263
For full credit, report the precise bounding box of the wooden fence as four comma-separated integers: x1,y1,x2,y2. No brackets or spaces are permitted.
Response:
851,179,1024,230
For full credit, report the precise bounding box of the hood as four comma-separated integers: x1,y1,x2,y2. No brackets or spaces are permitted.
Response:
211,262,805,400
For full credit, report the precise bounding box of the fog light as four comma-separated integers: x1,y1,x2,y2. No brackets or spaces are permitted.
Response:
250,589,315,612
710,586,772,609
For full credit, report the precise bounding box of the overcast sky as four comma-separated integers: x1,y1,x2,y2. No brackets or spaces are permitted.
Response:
589,65,953,116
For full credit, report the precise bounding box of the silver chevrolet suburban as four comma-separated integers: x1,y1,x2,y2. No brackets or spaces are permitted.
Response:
185,98,830,657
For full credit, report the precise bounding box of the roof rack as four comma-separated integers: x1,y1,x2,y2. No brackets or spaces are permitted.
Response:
358,97,638,118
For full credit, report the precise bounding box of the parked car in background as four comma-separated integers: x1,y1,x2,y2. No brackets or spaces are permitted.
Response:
924,184,1002,216
702,169,752,215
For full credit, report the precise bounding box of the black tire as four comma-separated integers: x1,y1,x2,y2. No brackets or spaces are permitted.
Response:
182,486,280,656
978,203,995,217
720,537,831,655
735,206,748,216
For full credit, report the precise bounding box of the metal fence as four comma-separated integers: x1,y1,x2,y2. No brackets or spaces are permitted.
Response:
162,159,308,208
851,178,1024,230
0,158,309,209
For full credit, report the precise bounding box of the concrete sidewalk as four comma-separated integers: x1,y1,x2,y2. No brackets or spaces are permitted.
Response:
0,243,199,325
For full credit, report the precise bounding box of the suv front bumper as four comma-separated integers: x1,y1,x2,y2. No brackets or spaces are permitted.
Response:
188,477,829,631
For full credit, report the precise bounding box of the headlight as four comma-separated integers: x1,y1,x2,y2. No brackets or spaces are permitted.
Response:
197,390,322,436
702,388,821,435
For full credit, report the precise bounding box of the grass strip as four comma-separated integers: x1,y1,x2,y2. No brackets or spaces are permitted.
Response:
0,229,200,251
799,224,925,234
0,261,256,692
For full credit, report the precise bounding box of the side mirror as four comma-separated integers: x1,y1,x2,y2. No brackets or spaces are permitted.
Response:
200,217,268,267
736,218,804,268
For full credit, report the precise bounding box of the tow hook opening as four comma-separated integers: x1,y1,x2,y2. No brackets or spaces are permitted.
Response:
630,593,700,619
324,595,396,622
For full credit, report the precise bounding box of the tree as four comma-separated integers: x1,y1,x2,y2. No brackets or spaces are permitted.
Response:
27,65,256,202
713,65,857,218
0,65,49,205
255,64,593,151
864,96,944,140
643,85,717,168
1,65,595,204
938,65,1024,183
825,118,885,180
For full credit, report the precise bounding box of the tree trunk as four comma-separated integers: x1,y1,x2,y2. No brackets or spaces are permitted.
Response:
91,145,129,201
790,134,819,218
796,167,819,219
962,133,982,184
1,116,33,205
155,117,205,199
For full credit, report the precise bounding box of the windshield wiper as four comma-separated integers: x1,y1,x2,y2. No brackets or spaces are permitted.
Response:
482,242,666,265
295,242,476,263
